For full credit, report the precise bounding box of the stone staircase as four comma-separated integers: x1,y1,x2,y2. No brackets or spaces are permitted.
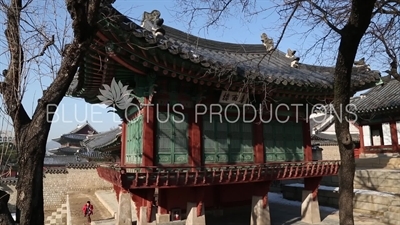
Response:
281,163,400,225
353,169,400,225
45,204,67,225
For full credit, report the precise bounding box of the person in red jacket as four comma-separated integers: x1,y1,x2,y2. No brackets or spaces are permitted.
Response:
82,201,94,224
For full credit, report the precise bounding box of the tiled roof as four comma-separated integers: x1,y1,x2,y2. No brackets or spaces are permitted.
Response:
68,4,380,99
44,167,68,174
0,177,17,185
83,128,121,151
352,77,400,114
311,133,360,146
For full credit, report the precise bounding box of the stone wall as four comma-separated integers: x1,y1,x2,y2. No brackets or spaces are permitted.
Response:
1,167,113,212
320,145,340,160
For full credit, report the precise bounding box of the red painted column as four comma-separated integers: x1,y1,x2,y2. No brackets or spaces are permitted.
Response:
304,177,322,200
253,181,271,208
113,185,121,202
142,98,154,167
303,119,312,161
121,122,127,167
390,121,398,151
358,124,365,155
189,109,202,169
253,118,265,164
157,189,168,215
131,189,155,222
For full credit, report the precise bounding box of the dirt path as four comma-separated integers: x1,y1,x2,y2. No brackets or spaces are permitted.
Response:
68,190,113,225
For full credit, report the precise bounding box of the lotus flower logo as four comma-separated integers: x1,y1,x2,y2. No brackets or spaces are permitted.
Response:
97,78,135,110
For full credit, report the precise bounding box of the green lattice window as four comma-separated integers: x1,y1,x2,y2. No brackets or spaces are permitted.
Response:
125,115,143,164
264,120,304,162
203,116,253,164
156,112,188,164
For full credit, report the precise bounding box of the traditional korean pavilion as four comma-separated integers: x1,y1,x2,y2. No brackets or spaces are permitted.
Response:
49,122,98,155
67,2,380,225
352,75,400,156
76,127,122,162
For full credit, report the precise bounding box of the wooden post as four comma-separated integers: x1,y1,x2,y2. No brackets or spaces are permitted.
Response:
303,120,312,161
121,122,127,166
253,118,265,164
358,124,365,155
189,110,202,169
390,121,398,151
142,98,154,167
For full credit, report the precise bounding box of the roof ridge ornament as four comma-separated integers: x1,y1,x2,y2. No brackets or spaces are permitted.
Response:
290,57,300,68
286,48,296,59
141,10,166,37
354,57,371,71
261,33,274,52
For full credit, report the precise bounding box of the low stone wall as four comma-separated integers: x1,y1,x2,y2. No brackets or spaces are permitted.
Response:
356,155,400,169
320,145,340,160
282,183,339,208
1,165,113,212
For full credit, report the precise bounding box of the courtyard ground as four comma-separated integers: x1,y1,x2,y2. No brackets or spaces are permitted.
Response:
68,190,114,225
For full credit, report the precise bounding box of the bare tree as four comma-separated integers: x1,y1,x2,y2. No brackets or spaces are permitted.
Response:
169,0,400,224
0,0,102,224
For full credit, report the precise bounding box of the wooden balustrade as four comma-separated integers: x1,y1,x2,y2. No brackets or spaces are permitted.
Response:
97,160,340,189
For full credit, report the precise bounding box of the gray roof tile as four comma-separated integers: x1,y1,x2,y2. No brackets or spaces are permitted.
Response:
69,5,381,97
352,77,400,114
83,128,121,150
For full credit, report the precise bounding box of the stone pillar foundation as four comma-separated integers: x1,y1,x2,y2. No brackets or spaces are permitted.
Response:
156,213,170,223
116,191,132,225
185,202,205,225
301,190,321,224
250,195,271,225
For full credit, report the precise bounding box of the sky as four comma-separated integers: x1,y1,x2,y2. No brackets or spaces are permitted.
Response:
0,0,386,143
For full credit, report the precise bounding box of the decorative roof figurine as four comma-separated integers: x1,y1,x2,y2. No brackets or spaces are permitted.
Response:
285,48,296,59
141,10,165,37
353,57,371,72
291,56,300,68
261,33,274,52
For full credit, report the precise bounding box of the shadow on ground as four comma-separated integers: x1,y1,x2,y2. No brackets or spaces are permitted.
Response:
205,202,337,225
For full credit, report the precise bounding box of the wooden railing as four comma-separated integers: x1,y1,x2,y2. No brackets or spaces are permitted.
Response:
97,160,340,188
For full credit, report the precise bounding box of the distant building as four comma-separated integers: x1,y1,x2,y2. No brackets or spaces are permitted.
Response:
0,130,14,143
48,122,98,155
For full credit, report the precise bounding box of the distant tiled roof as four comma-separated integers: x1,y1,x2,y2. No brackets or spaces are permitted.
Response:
352,77,400,114
69,122,98,134
68,4,380,100
48,146,83,155
311,133,360,146
83,128,121,151
0,177,17,185
66,163,98,169
44,155,87,165
61,133,87,141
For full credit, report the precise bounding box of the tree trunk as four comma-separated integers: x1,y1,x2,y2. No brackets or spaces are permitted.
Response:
15,127,48,225
333,1,376,224
0,190,15,225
